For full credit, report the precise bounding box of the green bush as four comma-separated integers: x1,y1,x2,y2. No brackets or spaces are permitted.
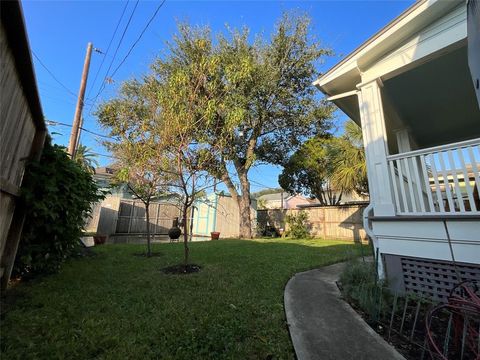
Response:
13,140,104,277
285,210,310,239
339,260,390,322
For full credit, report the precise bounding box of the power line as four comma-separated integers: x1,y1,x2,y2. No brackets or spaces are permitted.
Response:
46,119,115,140
86,0,166,116
86,0,130,99
32,51,77,98
109,0,166,80
249,179,278,190
87,0,140,110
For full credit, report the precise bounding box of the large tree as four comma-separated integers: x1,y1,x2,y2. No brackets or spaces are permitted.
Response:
73,144,99,174
279,120,367,205
151,14,334,238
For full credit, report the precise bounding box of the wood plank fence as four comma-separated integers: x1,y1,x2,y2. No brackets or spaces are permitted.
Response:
115,200,181,234
0,2,47,289
257,205,369,242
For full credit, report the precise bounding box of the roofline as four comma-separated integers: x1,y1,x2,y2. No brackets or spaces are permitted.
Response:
314,0,428,87
1,0,45,131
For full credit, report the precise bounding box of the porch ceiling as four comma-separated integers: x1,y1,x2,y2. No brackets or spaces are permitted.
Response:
382,45,480,149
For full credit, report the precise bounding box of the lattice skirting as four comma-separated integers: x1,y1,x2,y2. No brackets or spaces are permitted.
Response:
383,254,480,303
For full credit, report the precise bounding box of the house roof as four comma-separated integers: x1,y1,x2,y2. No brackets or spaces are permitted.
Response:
314,0,463,100
257,192,307,202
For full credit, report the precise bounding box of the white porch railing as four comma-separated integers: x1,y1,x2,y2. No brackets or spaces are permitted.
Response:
386,138,480,215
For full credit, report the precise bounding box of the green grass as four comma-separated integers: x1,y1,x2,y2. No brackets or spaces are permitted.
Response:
1,238,366,360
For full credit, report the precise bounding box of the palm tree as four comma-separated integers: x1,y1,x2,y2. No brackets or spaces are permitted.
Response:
330,120,368,195
74,144,99,174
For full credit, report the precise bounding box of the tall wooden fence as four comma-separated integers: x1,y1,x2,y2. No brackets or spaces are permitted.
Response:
1,2,47,288
115,200,181,234
257,205,368,242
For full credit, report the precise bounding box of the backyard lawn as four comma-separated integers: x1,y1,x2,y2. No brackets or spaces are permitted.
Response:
1,238,366,359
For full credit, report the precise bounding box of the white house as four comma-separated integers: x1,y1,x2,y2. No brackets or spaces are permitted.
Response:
315,0,480,301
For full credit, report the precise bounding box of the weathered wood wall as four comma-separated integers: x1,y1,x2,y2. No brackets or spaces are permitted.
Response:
257,205,368,242
0,4,47,288
115,200,181,235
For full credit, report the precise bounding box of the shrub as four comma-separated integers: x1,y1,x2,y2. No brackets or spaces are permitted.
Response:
13,140,104,277
339,260,390,322
285,210,309,239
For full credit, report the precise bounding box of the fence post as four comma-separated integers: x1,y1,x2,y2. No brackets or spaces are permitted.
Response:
322,207,327,240
127,201,134,234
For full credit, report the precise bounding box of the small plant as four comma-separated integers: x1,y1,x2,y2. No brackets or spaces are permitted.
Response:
339,260,390,322
285,211,310,239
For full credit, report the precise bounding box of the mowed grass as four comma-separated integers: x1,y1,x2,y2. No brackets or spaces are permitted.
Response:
1,238,366,360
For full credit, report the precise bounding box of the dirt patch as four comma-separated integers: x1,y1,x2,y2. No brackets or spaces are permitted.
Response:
161,264,201,275
133,252,163,258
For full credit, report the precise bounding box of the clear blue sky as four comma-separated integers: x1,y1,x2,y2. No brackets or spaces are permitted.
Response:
23,0,414,193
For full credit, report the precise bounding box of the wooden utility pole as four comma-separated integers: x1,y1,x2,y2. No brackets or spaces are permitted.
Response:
67,42,93,158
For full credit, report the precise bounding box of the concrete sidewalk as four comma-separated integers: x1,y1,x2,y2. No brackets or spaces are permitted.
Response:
284,262,406,360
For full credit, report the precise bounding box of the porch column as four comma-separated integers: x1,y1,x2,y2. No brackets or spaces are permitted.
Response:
357,79,396,216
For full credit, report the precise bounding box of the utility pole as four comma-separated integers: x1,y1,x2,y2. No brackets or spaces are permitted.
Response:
67,42,93,158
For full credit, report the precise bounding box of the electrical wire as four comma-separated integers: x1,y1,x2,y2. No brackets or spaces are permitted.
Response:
87,0,140,110
46,119,115,140
108,0,166,80
32,51,77,98
86,0,130,99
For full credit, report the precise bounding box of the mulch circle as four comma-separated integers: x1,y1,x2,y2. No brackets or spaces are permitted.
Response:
161,264,201,275
133,252,163,258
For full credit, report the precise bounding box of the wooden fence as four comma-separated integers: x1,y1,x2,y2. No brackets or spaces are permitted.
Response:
115,200,181,234
0,2,47,288
257,205,368,242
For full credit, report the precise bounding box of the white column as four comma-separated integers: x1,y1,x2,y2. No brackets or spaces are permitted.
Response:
357,79,396,216
395,128,413,153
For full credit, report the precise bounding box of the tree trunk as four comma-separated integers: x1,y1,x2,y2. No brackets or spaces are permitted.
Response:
238,171,253,239
145,201,151,257
182,203,189,266
237,195,253,238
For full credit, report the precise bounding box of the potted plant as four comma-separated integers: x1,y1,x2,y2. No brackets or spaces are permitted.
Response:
93,234,107,245
210,231,220,240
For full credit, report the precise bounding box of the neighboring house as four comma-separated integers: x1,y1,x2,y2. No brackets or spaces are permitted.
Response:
257,191,368,209
93,166,134,199
315,0,480,301
257,192,312,209
193,193,257,238
0,0,47,288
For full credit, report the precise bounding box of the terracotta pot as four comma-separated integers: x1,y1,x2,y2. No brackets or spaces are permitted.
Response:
93,235,107,245
211,231,220,240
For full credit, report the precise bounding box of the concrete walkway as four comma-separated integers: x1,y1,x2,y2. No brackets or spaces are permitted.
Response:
284,262,406,360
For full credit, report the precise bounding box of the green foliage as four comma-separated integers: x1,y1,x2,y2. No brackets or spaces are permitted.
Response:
285,210,310,239
252,188,284,198
73,144,99,174
14,140,104,277
97,12,333,238
279,120,367,205
339,260,389,322
2,239,365,359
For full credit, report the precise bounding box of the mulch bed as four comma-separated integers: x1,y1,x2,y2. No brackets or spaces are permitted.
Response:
161,264,201,275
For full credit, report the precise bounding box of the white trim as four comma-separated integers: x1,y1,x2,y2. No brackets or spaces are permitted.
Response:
387,137,480,161
326,90,358,101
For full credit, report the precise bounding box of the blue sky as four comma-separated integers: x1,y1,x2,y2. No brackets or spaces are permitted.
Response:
23,0,414,192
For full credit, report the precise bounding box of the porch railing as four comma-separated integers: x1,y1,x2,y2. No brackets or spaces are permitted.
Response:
386,138,480,215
